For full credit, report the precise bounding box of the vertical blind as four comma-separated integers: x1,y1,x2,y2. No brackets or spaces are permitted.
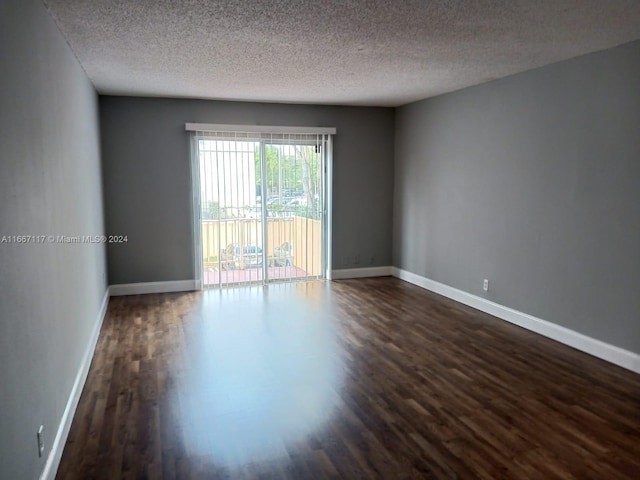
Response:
186,124,335,288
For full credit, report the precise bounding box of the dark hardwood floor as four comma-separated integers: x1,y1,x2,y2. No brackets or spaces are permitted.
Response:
56,278,640,479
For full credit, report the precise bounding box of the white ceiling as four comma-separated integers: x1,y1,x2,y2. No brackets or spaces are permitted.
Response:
43,0,640,107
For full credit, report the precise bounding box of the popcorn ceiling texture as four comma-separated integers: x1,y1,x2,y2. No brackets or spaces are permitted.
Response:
43,0,640,106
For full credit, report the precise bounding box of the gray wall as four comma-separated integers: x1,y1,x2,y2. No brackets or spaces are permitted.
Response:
100,97,395,284
394,40,640,353
0,1,107,478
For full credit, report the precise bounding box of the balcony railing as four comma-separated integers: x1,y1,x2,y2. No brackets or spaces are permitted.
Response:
202,215,322,286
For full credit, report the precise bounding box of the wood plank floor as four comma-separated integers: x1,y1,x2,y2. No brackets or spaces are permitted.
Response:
57,278,640,479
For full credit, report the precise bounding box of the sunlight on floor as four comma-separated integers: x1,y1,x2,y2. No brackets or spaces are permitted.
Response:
172,283,345,466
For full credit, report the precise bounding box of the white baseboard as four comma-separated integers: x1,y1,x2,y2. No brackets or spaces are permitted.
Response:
40,288,110,480
331,266,393,280
392,267,640,374
109,279,198,296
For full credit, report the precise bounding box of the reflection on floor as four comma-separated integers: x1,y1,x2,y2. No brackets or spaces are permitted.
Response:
56,278,640,479
203,265,309,286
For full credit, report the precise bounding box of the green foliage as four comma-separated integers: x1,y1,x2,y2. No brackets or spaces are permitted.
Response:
255,143,322,217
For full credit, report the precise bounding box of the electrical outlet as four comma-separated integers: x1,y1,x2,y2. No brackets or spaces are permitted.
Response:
37,425,44,457
483,279,489,292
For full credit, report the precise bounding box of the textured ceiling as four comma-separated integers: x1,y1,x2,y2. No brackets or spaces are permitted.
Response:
43,0,640,107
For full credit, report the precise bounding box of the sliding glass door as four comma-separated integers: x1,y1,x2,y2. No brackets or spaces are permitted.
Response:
193,129,331,288
198,137,263,287
263,140,324,282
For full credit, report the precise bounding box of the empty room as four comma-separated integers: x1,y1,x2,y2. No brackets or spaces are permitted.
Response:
1,0,640,479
